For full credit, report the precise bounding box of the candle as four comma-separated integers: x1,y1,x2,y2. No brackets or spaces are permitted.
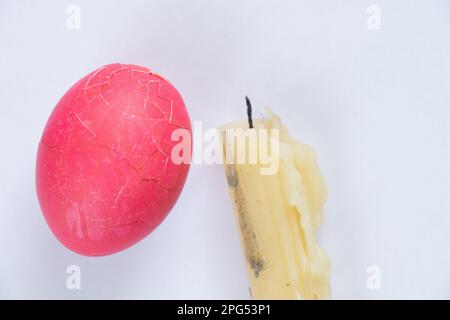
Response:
221,98,331,299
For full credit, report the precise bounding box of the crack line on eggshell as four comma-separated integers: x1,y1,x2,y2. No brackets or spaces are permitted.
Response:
40,139,65,152
158,95,174,123
83,209,153,230
83,66,107,92
113,186,124,205
143,97,148,113
107,66,130,78
75,114,97,138
131,68,152,75
151,100,166,117
143,83,151,112
98,93,112,107
163,156,169,175
83,82,110,91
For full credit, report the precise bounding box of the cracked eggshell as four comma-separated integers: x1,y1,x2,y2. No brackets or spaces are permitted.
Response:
36,63,191,256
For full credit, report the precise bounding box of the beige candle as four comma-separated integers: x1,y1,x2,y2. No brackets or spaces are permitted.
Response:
220,100,331,299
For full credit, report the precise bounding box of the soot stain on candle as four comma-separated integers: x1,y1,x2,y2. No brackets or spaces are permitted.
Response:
235,188,264,278
223,133,238,187
224,165,264,277
225,164,238,187
222,119,264,278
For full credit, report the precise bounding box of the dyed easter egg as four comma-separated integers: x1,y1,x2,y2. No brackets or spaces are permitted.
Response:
36,63,191,256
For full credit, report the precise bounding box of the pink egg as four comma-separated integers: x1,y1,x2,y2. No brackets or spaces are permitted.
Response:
36,63,191,256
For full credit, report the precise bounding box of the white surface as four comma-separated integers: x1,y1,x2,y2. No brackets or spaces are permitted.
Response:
0,0,449,299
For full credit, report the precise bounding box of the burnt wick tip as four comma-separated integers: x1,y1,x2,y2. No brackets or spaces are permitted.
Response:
245,96,254,129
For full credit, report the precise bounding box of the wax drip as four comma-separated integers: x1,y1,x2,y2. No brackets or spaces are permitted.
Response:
245,96,254,129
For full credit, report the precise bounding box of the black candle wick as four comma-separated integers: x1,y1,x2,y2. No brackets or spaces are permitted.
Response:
245,96,254,129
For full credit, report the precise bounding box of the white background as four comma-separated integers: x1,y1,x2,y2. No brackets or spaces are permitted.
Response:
0,0,449,299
